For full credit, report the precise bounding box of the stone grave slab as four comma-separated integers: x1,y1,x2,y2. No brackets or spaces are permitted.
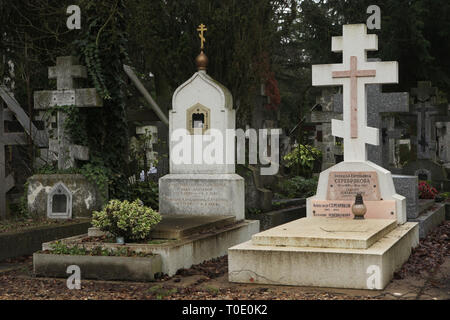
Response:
251,217,397,249
149,214,236,240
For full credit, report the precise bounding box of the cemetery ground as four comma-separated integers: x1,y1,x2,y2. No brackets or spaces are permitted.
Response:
0,221,448,300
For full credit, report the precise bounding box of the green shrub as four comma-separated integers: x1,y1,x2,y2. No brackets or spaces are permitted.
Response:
439,192,450,199
277,176,318,199
92,199,161,241
283,144,321,177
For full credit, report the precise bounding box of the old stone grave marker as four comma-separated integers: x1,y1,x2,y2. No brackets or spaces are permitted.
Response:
34,56,103,170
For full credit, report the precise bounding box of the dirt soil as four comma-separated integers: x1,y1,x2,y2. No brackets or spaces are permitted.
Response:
0,221,448,300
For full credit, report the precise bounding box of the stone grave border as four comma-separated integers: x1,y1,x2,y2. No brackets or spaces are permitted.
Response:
34,219,259,279
0,219,91,261
33,253,162,282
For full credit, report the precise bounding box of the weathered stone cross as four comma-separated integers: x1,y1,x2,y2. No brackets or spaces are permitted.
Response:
312,24,399,162
410,81,449,160
334,78,409,166
34,56,103,170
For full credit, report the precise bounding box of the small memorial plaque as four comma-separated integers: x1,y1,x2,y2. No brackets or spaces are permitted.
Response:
311,200,396,219
327,171,381,201
51,90,76,107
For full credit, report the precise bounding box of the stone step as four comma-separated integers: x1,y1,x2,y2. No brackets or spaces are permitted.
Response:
150,214,236,240
251,217,397,249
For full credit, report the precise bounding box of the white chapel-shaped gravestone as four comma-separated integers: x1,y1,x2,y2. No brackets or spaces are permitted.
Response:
159,26,244,220
307,24,407,224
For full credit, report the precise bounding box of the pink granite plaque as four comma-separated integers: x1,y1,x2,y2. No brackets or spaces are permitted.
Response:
311,200,396,219
327,171,381,201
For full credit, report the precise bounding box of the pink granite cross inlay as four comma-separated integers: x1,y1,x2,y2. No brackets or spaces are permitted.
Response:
332,56,376,138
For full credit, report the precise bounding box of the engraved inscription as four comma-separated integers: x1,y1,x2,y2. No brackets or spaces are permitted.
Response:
161,182,228,209
311,199,396,219
312,201,352,218
327,171,381,201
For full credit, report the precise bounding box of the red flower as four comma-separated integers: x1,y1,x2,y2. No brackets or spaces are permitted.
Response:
418,181,437,199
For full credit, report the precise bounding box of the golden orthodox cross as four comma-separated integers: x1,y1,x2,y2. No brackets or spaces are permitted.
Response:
197,24,207,50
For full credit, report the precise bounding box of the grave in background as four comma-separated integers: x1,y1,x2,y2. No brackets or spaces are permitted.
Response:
403,81,449,186
27,56,105,219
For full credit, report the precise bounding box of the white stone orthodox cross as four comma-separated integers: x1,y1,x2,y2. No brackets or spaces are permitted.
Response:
312,24,399,162
34,56,103,170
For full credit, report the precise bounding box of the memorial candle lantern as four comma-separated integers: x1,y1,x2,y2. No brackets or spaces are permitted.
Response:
352,193,367,220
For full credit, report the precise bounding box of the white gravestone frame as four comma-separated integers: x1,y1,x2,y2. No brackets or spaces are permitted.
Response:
47,182,73,219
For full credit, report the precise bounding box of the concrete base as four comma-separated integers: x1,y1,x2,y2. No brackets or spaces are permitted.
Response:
159,173,245,221
229,218,419,290
42,220,259,277
409,203,446,238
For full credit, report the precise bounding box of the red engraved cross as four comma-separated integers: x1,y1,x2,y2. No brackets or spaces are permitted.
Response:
332,56,376,138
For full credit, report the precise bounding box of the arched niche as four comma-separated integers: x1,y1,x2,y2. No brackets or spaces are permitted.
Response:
47,182,73,219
